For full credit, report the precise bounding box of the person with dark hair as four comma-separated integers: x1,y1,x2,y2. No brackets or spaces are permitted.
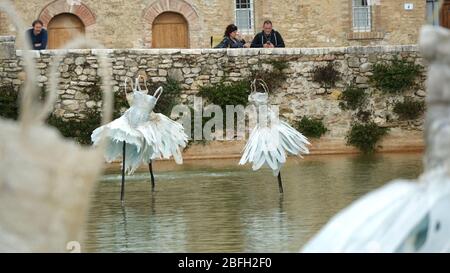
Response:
27,19,48,50
250,20,285,48
215,24,249,48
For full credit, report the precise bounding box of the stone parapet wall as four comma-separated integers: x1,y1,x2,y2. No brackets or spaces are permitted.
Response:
0,37,426,138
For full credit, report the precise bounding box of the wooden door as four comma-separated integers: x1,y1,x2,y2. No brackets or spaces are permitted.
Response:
152,12,189,48
48,13,85,49
441,1,450,29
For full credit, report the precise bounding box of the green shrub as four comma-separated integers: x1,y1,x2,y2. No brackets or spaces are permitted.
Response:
0,84,19,120
0,82,102,145
370,58,421,94
346,122,389,153
147,77,182,116
197,80,250,141
111,85,130,119
47,110,101,145
296,117,328,138
85,82,103,102
393,98,425,120
1,77,183,145
80,84,125,120
268,59,289,71
46,77,181,145
197,80,250,108
339,85,368,110
311,62,341,90
251,59,289,91
0,85,47,120
356,110,371,122
89,78,181,119
81,83,126,119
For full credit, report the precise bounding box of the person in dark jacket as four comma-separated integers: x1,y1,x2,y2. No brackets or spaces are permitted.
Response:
27,19,48,50
250,20,285,48
215,24,249,48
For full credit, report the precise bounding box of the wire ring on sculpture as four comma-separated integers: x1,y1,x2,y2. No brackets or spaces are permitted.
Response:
251,79,270,93
124,77,134,94
257,79,270,93
250,79,257,93
136,74,149,93
153,86,164,102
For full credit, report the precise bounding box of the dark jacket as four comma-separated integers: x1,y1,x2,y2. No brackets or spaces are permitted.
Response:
250,30,285,48
215,36,246,48
27,28,48,50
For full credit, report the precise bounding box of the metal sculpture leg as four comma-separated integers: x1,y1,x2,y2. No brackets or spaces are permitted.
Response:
120,141,126,202
149,160,155,191
277,172,284,194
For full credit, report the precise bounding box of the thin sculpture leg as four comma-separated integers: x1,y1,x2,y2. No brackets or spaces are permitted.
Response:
120,141,126,202
277,172,284,194
149,160,155,191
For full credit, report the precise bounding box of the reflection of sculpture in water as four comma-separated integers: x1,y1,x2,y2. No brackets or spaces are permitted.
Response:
120,205,130,252
302,25,450,253
0,1,113,252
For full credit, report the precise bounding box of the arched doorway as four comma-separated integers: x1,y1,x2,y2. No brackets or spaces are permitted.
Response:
48,13,85,49
441,0,450,28
152,12,189,48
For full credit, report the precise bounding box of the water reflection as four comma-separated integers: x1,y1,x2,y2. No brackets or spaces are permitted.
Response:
85,153,423,252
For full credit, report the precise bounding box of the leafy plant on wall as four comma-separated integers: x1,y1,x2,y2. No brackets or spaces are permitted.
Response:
311,62,341,92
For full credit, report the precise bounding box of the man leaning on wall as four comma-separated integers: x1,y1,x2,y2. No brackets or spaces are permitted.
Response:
27,19,47,50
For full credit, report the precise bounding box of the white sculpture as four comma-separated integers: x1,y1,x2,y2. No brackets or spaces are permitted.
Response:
0,1,113,252
302,25,450,253
239,79,310,193
91,76,188,200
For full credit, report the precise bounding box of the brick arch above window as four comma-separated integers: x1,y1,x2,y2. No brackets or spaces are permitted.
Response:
38,0,96,27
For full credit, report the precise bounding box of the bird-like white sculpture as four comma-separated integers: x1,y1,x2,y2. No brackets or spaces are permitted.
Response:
239,79,310,193
91,76,188,200
302,25,450,253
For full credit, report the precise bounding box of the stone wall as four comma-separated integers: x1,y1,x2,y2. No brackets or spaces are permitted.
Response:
0,36,426,139
0,0,427,49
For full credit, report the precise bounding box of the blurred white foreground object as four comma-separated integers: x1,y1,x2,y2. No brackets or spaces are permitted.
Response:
302,25,450,253
0,1,113,252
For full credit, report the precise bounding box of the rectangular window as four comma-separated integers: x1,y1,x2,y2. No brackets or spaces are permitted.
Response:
352,0,372,32
235,0,254,34
427,0,440,26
